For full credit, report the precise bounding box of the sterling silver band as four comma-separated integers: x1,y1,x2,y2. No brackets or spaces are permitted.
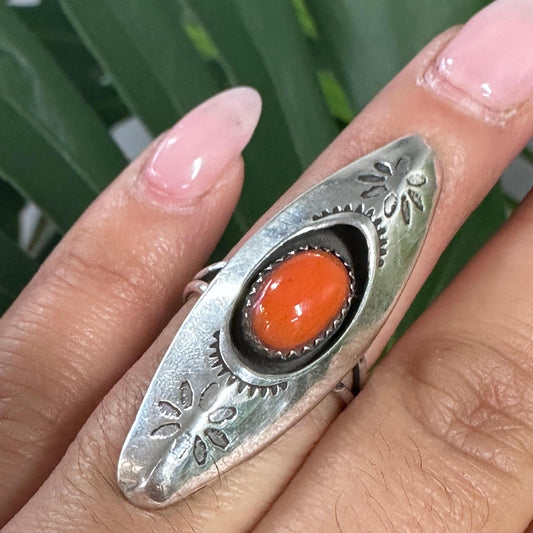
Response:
183,261,227,301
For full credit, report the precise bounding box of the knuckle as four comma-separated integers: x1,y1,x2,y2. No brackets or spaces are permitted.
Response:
45,225,170,313
332,416,487,532
0,334,76,457
331,324,533,531
397,328,533,478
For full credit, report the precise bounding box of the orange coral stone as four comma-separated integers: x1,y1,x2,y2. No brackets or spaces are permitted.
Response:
250,249,351,352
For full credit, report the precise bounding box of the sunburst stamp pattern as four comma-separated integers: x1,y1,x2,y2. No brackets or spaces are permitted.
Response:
207,331,288,397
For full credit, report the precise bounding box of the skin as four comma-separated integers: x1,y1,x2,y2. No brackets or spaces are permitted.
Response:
2,26,533,532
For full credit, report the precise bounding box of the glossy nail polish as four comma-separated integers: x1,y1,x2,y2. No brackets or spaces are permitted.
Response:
141,87,262,204
422,0,533,124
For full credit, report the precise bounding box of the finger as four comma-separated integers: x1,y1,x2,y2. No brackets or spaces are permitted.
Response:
9,0,533,529
254,192,533,533
0,87,261,523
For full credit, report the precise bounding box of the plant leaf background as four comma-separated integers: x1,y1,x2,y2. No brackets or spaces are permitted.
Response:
0,0,526,346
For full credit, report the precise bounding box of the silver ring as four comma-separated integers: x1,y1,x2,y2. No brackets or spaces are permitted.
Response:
118,135,439,508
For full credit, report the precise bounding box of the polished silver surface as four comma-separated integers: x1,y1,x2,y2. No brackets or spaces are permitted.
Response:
118,136,440,508
183,261,227,301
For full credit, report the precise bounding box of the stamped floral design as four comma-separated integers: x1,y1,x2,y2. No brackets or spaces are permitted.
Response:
150,380,237,466
357,160,397,199
356,156,426,226
383,173,426,226
311,155,427,269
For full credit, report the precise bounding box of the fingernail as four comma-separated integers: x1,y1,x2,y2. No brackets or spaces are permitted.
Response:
422,0,533,124
141,87,261,204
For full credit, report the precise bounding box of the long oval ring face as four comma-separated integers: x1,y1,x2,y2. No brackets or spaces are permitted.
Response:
118,135,440,508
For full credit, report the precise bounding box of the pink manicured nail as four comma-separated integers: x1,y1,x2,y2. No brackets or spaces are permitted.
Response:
423,0,533,123
141,87,261,203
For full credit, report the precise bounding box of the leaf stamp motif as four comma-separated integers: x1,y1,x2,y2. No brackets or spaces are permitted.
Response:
150,422,181,438
384,192,398,217
198,383,219,411
157,400,181,418
374,161,392,175
407,173,426,187
357,173,385,184
361,185,387,199
205,428,229,450
408,189,423,211
354,155,425,227
151,377,237,467
180,381,193,409
208,407,236,424
193,436,207,466
395,156,410,178
401,194,411,225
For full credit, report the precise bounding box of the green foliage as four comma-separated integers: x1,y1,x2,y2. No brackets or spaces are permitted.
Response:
60,0,224,133
0,0,519,346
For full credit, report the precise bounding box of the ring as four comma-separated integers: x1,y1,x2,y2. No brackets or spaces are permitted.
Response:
117,135,439,508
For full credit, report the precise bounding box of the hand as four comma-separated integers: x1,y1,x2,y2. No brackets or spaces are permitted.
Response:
3,1,533,530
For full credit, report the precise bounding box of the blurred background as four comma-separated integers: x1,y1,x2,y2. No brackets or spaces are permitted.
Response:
0,0,530,342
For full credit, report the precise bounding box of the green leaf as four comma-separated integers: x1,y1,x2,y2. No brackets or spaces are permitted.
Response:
317,71,354,125
61,0,225,134
521,146,533,167
0,230,38,298
502,192,518,218
13,1,129,127
291,0,318,40
192,0,338,168
391,185,507,344
186,0,339,256
182,12,220,61
306,0,491,113
0,4,126,231
0,0,519,326
0,98,95,232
